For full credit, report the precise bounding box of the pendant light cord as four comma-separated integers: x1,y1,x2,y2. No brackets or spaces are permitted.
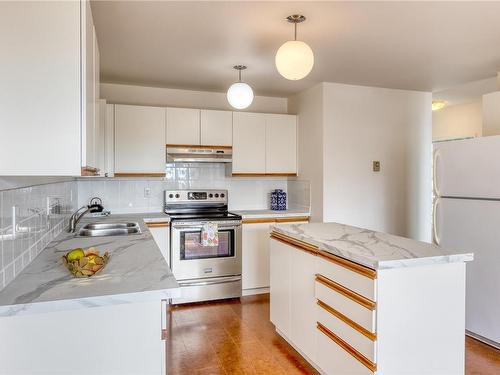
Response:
238,69,242,82
294,22,297,41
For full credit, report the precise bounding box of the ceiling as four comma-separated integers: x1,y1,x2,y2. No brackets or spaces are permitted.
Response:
91,1,500,97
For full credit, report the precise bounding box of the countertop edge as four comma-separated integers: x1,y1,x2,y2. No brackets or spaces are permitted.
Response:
0,286,181,318
270,224,474,271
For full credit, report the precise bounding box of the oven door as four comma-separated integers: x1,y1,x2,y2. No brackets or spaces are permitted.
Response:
171,221,242,281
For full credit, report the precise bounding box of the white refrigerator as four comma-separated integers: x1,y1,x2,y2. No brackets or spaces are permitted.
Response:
434,135,500,348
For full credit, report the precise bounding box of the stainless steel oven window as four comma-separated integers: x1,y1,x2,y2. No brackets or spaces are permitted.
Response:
179,228,235,260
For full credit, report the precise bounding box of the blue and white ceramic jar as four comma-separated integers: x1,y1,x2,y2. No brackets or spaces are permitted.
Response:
271,189,287,211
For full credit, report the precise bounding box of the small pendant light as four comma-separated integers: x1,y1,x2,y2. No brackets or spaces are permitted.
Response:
227,65,254,110
275,15,314,80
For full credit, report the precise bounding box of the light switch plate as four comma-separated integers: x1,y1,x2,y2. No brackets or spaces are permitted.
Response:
373,161,381,172
144,187,151,198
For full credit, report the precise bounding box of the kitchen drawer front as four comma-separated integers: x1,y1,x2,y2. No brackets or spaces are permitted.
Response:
317,299,376,363
317,323,375,375
315,275,376,333
317,252,376,301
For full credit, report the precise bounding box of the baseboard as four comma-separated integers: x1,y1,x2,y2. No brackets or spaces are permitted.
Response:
242,287,270,296
466,330,500,350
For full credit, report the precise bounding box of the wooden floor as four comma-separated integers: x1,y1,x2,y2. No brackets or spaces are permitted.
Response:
167,293,500,375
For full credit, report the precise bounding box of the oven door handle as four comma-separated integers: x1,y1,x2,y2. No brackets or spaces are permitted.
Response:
179,275,241,287
172,224,241,230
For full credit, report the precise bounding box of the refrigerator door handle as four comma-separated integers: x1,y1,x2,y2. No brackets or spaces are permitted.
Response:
433,197,441,246
433,149,442,197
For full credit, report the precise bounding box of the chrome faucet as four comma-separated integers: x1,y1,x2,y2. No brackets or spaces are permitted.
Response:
68,206,92,233
68,197,105,233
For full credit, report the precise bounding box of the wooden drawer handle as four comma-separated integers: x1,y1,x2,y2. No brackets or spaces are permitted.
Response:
145,222,170,228
275,216,310,223
270,231,318,256
317,322,377,373
316,274,376,311
318,250,377,280
317,299,376,341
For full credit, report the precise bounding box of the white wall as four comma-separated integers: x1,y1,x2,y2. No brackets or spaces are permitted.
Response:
288,84,324,222
100,83,288,114
322,83,432,240
482,91,500,136
289,82,432,242
432,101,482,141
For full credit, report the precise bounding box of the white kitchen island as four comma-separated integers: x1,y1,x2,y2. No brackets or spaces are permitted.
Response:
0,214,179,375
269,222,473,375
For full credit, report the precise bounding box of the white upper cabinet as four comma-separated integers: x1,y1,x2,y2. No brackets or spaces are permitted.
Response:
232,112,266,174
0,1,100,176
166,108,200,145
232,112,297,176
115,105,166,175
82,1,96,170
265,114,297,174
0,1,84,175
104,104,115,177
200,110,233,146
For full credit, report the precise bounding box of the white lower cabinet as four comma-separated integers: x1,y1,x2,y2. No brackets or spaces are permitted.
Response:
290,248,317,363
269,238,291,338
0,300,167,375
270,232,468,375
242,223,271,290
147,223,170,265
317,327,373,375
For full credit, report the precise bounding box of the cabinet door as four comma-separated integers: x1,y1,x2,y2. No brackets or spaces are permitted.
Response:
148,225,170,265
265,114,297,174
104,104,115,177
290,248,317,362
115,105,166,175
166,107,200,145
200,110,233,146
242,223,271,290
95,99,106,176
270,238,291,338
232,112,266,174
82,2,95,169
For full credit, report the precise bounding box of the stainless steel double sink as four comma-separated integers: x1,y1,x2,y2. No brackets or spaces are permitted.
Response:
77,222,142,237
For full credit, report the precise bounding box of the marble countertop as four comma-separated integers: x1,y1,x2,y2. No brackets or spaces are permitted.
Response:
233,208,310,219
272,222,473,270
0,213,179,317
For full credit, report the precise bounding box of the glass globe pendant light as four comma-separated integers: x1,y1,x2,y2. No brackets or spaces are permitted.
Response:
275,15,314,80
227,65,254,110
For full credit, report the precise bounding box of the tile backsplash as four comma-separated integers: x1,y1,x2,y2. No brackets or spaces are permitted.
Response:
0,181,76,291
77,163,298,213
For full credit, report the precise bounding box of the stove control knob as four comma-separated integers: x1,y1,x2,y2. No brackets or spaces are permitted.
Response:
168,194,174,199
221,193,225,198
175,194,180,198
214,193,219,198
208,193,213,198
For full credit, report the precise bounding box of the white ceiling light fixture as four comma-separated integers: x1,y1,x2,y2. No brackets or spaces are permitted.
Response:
275,14,314,81
227,65,254,110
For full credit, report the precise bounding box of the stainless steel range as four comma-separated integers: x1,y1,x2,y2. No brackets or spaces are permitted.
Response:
165,189,242,304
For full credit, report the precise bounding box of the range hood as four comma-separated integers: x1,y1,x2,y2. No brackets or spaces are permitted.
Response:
166,145,232,163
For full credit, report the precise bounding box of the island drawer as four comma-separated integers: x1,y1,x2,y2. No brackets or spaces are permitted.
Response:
317,299,376,363
315,274,376,333
317,251,377,301
317,322,376,375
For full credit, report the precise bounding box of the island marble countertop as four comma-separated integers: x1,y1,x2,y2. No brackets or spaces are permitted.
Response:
272,222,473,270
0,213,179,317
